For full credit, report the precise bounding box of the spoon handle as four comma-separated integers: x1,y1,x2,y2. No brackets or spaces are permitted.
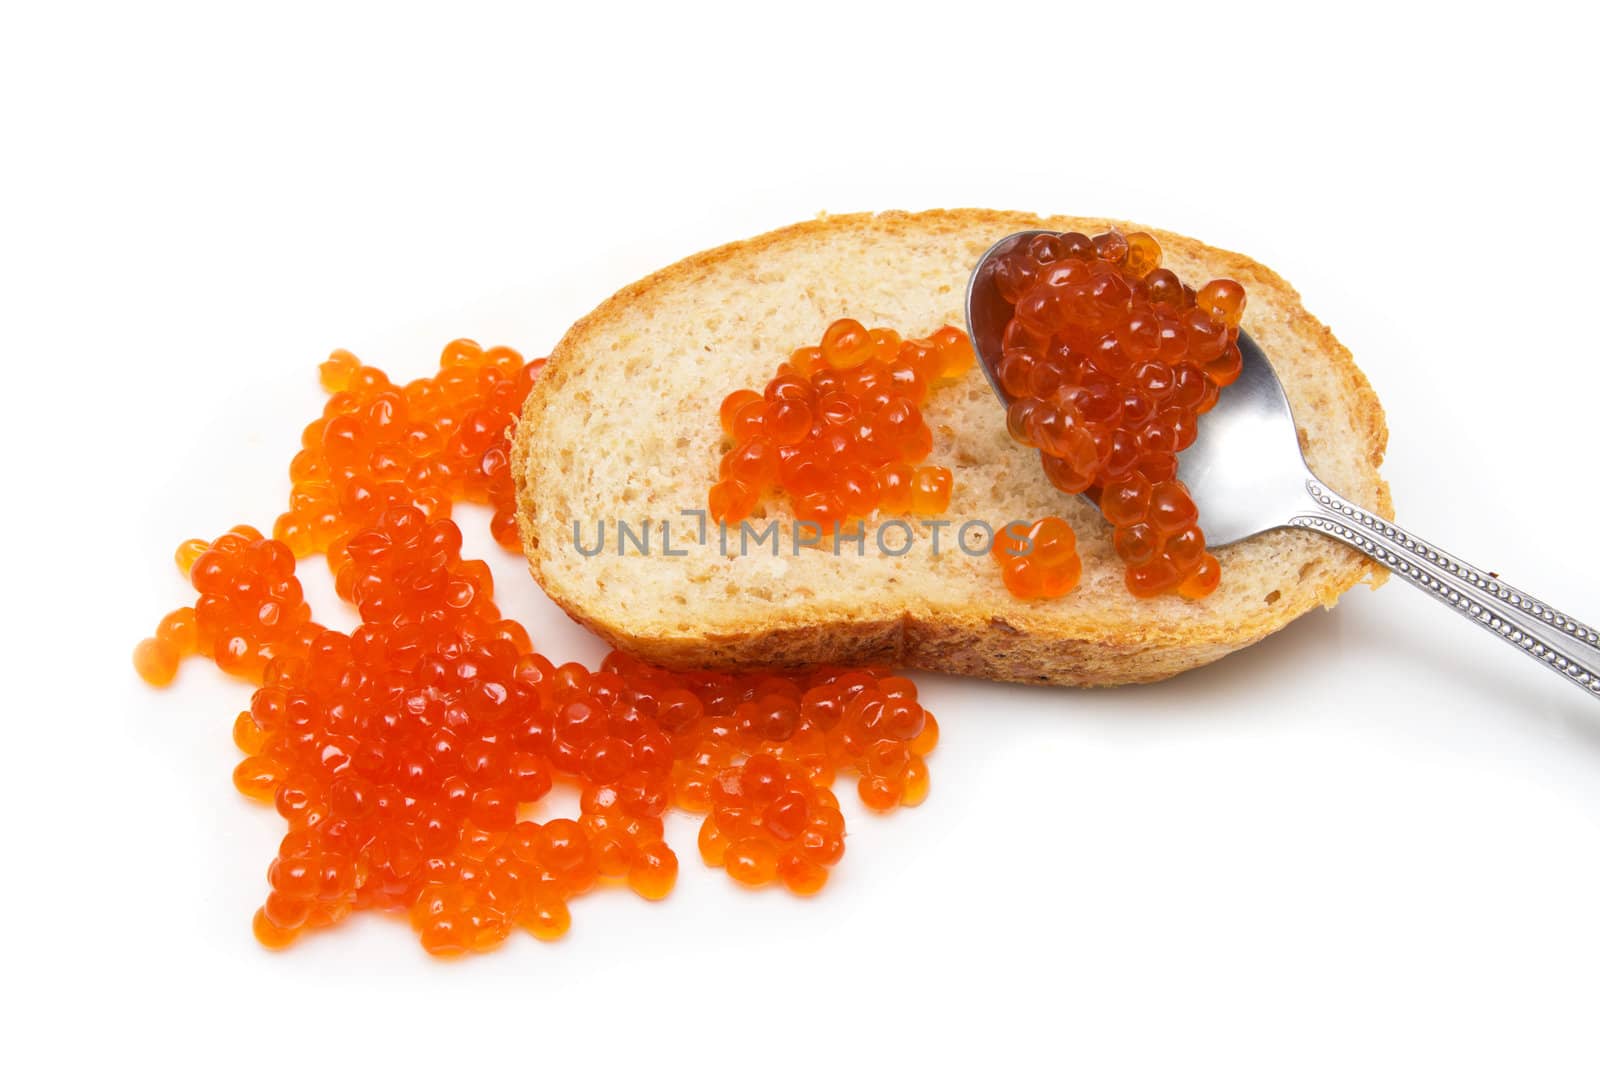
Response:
1288,477,1600,701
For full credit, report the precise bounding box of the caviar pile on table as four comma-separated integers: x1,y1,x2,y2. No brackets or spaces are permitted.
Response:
710,320,976,528
989,231,1245,599
133,341,938,956
279,341,536,558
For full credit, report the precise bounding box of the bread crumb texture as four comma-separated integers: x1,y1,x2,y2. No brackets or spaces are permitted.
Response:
513,210,1392,685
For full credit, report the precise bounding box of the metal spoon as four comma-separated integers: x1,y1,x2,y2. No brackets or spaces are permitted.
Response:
966,230,1600,700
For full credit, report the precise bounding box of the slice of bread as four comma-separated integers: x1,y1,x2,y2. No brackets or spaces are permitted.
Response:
511,210,1391,686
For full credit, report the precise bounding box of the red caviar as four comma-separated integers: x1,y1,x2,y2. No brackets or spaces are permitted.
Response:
990,231,1242,598
700,753,842,894
279,340,540,561
136,340,939,956
710,320,975,527
991,517,1082,600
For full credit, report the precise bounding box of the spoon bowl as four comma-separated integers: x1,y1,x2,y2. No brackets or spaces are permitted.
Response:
964,230,1600,699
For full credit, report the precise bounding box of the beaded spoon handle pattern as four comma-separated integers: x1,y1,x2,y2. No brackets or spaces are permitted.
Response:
1291,479,1600,700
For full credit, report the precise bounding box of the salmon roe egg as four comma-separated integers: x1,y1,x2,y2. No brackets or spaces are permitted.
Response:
710,319,975,526
132,637,180,687
988,230,1246,599
138,340,942,955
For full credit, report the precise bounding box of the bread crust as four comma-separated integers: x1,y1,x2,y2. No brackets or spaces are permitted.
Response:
512,210,1392,686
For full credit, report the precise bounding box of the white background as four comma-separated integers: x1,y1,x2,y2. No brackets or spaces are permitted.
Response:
5,2,1599,1064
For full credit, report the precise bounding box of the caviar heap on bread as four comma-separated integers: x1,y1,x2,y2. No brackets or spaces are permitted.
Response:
134,340,938,957
710,320,975,527
991,517,1083,600
988,230,1244,599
